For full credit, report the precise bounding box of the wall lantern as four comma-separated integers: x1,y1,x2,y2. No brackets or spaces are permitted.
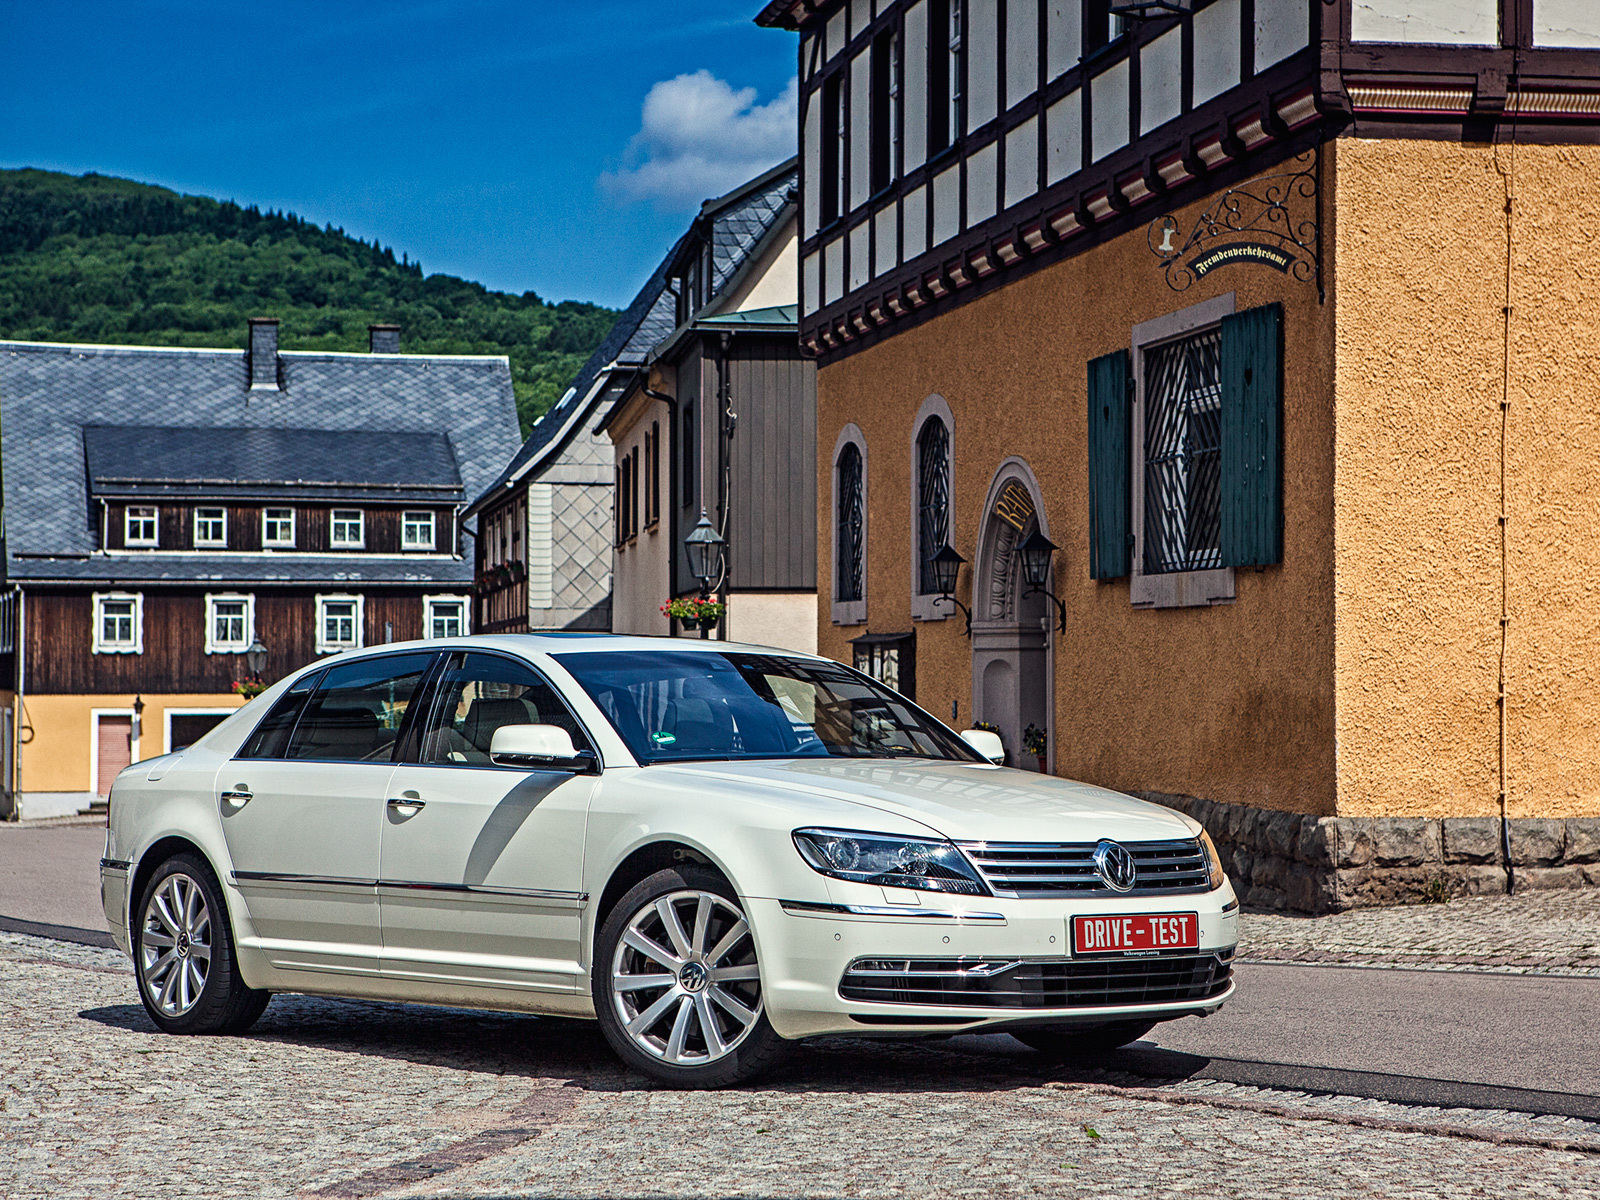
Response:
131,694,145,742
1018,531,1068,634
684,509,726,595
245,638,268,681
929,543,972,637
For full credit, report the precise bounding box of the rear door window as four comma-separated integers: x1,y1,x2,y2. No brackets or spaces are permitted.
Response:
286,653,437,763
420,652,592,766
238,672,323,759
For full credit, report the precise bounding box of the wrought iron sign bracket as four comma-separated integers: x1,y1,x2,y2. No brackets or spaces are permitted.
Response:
1148,147,1324,301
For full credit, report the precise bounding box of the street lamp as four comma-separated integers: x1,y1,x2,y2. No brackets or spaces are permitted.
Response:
684,509,725,595
929,542,972,636
1018,530,1067,634
245,638,268,681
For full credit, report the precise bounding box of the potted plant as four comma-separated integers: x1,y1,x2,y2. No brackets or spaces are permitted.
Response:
661,596,701,630
1023,723,1048,773
232,679,268,700
694,598,725,630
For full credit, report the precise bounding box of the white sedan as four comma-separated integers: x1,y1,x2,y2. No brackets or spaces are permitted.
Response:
100,635,1239,1087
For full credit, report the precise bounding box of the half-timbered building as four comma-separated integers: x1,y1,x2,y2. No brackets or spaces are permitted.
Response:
755,0,1600,908
0,320,519,818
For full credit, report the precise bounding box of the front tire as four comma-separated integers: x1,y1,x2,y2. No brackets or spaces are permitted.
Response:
593,866,789,1088
1012,1019,1158,1058
134,852,270,1035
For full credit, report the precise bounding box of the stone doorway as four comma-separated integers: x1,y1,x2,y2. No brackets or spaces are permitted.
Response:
971,461,1052,771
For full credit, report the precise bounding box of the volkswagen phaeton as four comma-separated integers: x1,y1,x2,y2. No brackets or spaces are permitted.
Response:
100,635,1239,1087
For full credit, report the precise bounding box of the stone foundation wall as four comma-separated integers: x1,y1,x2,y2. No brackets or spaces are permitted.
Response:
1141,791,1600,914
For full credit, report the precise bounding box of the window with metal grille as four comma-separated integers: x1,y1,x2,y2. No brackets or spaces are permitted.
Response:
917,417,950,594
1142,328,1222,575
836,442,864,602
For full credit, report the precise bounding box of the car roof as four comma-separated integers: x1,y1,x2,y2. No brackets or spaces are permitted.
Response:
301,633,829,672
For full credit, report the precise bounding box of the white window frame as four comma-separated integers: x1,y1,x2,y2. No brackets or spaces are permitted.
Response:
193,507,228,548
204,592,255,655
330,509,365,548
163,707,239,755
423,594,470,640
125,506,159,548
831,424,869,627
262,507,296,548
92,591,144,655
1130,292,1237,610
315,593,365,655
910,394,956,621
402,510,436,551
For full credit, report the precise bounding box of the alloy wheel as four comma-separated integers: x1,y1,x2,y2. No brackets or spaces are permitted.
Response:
138,872,213,1018
609,889,763,1066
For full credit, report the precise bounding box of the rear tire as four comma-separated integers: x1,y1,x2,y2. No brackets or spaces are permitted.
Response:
133,852,270,1035
593,866,790,1088
1012,1019,1158,1058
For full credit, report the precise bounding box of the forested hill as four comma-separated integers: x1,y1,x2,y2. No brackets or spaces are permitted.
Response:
0,168,617,434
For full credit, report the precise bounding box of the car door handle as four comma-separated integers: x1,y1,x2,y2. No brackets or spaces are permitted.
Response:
220,789,253,809
387,794,426,813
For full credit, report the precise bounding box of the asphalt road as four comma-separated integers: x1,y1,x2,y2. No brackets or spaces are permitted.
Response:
3,822,1596,1118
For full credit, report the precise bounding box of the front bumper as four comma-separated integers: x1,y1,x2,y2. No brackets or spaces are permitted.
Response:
99,859,132,956
750,888,1240,1039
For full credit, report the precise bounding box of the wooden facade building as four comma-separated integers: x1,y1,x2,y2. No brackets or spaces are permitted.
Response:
0,321,519,818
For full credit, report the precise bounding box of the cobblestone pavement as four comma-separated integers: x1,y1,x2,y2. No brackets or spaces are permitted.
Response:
4,932,1599,1200
1240,888,1600,975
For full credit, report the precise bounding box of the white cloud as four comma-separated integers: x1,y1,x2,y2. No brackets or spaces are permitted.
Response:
602,71,797,209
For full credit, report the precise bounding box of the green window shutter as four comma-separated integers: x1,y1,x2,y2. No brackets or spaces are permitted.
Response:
1220,303,1284,568
1087,348,1131,580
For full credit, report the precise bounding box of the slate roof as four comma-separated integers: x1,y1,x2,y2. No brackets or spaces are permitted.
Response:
466,157,799,517
82,425,461,502
0,340,520,586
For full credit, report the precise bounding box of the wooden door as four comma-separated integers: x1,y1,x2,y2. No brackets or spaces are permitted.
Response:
96,715,132,795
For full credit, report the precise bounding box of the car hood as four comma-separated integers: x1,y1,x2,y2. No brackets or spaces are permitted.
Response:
658,757,1197,844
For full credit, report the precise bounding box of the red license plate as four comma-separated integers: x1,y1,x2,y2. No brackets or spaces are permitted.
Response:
1072,912,1199,956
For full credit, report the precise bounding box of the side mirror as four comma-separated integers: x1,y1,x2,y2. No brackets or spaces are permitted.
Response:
960,729,1005,765
489,724,599,773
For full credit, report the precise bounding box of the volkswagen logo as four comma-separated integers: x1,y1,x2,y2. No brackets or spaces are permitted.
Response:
1092,840,1138,893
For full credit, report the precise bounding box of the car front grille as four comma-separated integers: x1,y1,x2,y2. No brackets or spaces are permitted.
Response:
957,838,1210,897
839,951,1233,1010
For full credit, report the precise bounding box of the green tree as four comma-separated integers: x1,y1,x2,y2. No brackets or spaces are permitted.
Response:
0,168,617,434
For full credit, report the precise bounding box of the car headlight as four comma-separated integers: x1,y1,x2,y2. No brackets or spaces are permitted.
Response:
1198,828,1227,890
792,828,988,895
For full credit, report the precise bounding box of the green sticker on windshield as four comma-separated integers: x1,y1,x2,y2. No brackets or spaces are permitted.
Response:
651,732,677,746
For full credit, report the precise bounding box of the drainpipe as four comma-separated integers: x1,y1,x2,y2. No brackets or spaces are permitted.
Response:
714,332,734,642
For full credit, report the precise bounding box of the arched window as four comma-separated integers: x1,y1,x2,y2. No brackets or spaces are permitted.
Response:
916,416,950,595
836,443,864,603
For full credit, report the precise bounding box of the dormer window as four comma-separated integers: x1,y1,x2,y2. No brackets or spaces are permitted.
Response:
331,509,365,548
402,510,436,551
125,506,158,548
263,508,296,548
194,507,227,548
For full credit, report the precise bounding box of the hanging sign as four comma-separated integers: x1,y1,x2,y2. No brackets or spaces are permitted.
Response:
1148,150,1321,294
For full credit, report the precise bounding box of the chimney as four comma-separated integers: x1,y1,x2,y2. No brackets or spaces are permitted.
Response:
248,317,281,390
369,324,401,354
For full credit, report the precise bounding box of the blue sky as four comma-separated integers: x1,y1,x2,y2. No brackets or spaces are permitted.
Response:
0,1,798,309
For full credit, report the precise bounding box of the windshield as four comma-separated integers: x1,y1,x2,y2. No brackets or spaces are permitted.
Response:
552,650,984,766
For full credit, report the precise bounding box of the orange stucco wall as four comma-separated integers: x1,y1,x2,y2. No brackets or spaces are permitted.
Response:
814,156,1338,815
1333,138,1600,819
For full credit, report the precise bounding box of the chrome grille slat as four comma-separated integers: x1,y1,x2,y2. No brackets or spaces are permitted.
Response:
840,953,1232,1009
958,838,1210,898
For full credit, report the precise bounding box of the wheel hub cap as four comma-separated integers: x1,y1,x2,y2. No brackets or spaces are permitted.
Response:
137,872,213,1018
611,888,764,1066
